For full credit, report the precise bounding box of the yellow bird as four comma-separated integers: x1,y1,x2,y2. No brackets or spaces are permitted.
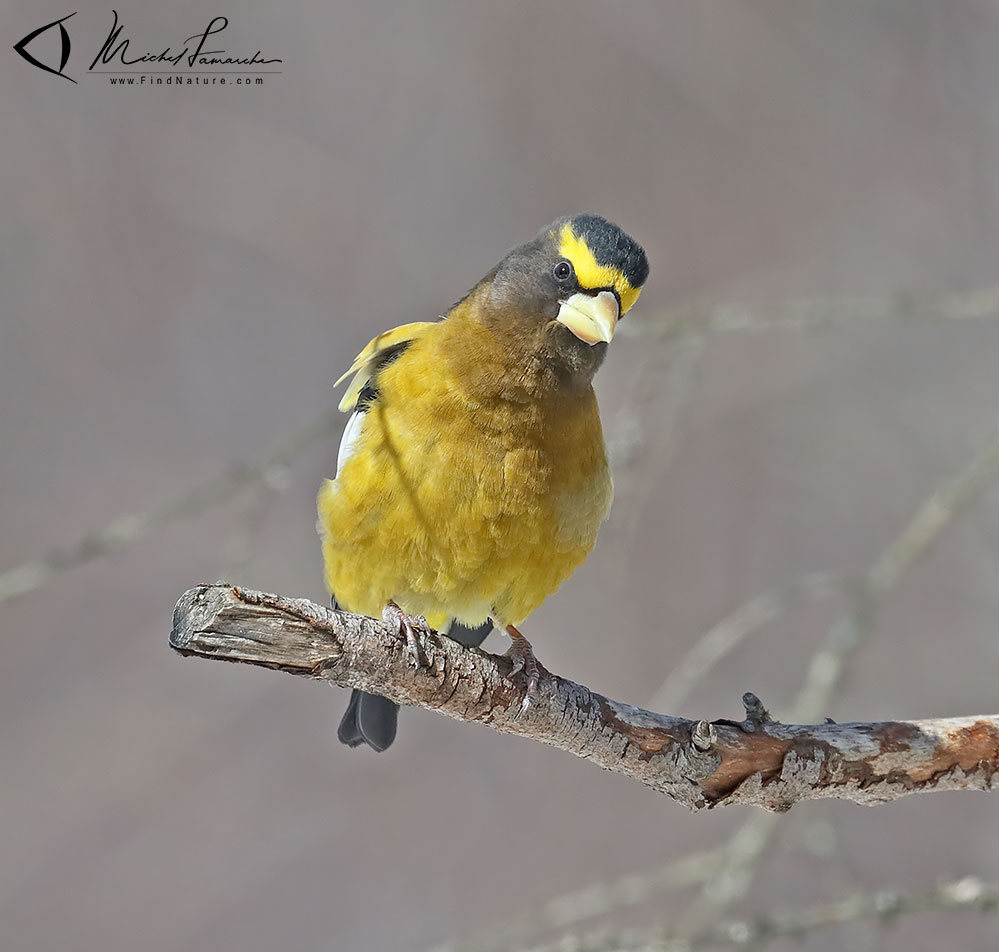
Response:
318,214,648,750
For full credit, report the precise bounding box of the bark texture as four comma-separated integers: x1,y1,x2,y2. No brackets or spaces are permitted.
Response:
170,584,999,812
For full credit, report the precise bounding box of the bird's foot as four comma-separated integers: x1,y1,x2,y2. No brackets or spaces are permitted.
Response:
504,625,543,713
383,601,431,669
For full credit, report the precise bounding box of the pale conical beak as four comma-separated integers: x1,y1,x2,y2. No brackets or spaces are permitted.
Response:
555,290,620,345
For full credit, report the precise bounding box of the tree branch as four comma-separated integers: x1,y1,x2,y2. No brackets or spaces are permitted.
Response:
170,584,999,812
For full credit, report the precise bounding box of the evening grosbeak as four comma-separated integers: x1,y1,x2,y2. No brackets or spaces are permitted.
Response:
318,214,649,751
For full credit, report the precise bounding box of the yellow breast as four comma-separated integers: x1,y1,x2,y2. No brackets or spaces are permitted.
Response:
317,320,612,630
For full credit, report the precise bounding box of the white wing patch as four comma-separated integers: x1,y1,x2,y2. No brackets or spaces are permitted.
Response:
336,410,366,478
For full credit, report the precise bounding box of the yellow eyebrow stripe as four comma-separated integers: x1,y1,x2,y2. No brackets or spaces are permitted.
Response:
558,223,642,314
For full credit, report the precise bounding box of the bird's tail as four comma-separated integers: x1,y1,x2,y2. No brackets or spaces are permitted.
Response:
336,618,493,752
337,690,398,751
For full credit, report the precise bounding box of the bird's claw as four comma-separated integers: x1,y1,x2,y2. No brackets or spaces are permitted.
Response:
504,629,541,713
405,635,421,669
383,602,430,669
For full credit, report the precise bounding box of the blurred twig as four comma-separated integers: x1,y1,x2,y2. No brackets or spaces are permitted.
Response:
5,288,998,608
787,805,879,952
524,876,999,952
628,287,999,339
0,410,340,606
683,424,999,929
437,425,999,952
427,850,728,952
648,571,842,713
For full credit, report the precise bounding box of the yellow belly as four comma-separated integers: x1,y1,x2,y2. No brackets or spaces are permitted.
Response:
318,339,611,629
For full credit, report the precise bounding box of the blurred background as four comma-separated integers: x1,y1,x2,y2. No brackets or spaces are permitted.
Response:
3,2,999,950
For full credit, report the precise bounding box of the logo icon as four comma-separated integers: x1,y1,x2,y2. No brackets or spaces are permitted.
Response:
13,12,77,83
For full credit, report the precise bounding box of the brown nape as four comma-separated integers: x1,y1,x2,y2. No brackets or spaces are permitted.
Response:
444,282,607,402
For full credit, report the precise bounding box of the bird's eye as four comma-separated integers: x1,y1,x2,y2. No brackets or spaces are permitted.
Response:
553,259,574,282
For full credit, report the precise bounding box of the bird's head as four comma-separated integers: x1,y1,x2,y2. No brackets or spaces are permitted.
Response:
475,214,649,385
